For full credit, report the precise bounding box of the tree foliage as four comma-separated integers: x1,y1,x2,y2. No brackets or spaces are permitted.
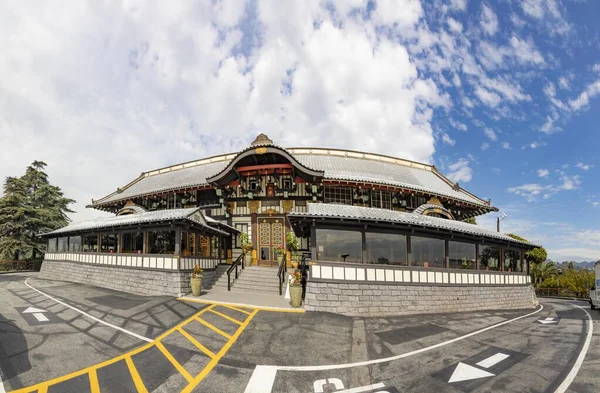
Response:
530,261,557,289
506,233,547,264
463,217,477,225
0,161,75,260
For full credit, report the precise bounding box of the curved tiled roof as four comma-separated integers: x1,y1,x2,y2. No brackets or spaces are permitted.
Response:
92,144,494,210
288,203,539,248
41,207,229,237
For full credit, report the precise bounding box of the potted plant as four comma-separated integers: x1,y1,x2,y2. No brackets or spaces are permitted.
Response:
190,264,203,296
286,231,299,269
288,270,303,308
274,245,285,265
240,232,253,266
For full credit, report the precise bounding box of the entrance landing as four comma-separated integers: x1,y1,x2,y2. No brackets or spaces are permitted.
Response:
179,289,303,312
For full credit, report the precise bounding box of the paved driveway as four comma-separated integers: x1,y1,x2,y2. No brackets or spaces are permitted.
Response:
0,272,598,393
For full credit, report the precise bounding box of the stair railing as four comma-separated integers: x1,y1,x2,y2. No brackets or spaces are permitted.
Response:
300,252,311,300
277,253,287,296
227,254,244,291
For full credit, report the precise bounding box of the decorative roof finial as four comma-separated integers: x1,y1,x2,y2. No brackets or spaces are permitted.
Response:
250,133,274,146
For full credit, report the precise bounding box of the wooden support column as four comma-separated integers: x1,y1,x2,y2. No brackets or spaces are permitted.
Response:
310,220,317,260
362,226,367,264
475,244,479,270
175,228,181,256
444,239,449,269
407,235,412,266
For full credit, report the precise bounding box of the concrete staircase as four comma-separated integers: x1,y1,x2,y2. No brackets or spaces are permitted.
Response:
207,264,281,294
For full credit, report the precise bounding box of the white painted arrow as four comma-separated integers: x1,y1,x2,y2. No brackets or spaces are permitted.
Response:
22,307,49,322
537,317,558,325
449,362,495,383
23,307,47,313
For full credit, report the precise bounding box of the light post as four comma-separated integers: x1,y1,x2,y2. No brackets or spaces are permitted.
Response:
496,212,507,232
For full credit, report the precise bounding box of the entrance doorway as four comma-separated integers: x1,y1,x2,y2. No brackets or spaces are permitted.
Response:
257,217,284,267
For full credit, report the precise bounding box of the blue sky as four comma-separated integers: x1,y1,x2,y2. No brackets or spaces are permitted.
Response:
0,0,598,261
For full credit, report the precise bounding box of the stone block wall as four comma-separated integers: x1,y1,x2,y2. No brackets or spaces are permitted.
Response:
40,260,216,297
304,281,538,316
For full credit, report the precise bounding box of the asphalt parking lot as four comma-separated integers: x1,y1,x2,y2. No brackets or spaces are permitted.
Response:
0,272,598,393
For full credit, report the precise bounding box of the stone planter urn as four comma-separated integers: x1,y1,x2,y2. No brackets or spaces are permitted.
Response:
244,253,253,267
190,277,202,296
289,285,303,307
291,260,299,269
277,254,284,266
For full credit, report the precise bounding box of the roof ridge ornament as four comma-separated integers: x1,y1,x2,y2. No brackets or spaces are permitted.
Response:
250,133,274,146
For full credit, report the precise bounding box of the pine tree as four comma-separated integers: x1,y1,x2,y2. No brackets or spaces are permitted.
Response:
0,161,75,260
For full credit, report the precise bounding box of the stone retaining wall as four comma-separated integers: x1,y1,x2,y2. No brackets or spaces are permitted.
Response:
39,260,216,297
304,281,538,316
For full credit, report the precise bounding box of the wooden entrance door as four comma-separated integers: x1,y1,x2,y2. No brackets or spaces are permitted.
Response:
258,217,284,267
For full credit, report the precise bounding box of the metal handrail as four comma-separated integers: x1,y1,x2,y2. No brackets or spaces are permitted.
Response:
227,254,244,291
300,252,310,299
278,253,287,296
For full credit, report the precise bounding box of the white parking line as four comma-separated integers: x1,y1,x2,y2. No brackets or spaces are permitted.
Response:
553,304,593,393
24,277,152,343
244,305,544,392
0,367,6,393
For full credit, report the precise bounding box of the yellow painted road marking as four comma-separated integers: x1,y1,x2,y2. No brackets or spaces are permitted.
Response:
208,309,243,325
181,309,259,393
89,369,100,393
126,356,149,393
178,327,216,358
178,297,305,313
222,304,253,315
155,341,193,383
7,304,216,393
196,317,233,339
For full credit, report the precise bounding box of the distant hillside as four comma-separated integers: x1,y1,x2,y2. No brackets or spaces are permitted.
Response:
547,260,598,270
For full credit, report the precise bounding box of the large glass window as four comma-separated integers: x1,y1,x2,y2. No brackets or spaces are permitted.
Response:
83,235,98,252
122,232,144,253
57,237,68,252
371,190,392,209
181,232,197,256
323,186,353,205
147,231,176,254
47,238,57,252
365,232,407,265
478,245,500,271
410,236,444,267
68,236,82,252
100,234,118,253
316,228,362,263
449,241,476,269
504,249,522,272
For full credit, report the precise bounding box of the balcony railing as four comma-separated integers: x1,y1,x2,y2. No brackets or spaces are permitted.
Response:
44,252,220,271
309,261,531,286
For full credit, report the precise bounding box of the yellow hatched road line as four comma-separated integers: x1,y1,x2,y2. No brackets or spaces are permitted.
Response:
178,327,216,358
208,309,243,325
155,341,193,383
222,304,253,315
7,304,217,393
89,369,100,393
196,317,233,339
125,356,148,393
181,309,259,393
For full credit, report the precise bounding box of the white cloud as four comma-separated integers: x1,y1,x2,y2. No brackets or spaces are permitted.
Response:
475,86,502,107
480,4,498,35
575,162,592,171
447,18,463,33
558,76,570,90
446,158,472,183
509,37,545,66
522,141,546,149
558,173,581,190
477,38,544,70
501,142,511,149
449,118,468,131
521,0,544,19
442,132,456,146
449,0,468,11
0,0,449,221
484,127,498,141
507,183,549,202
480,142,490,151
569,80,600,111
540,113,561,134
537,169,549,178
